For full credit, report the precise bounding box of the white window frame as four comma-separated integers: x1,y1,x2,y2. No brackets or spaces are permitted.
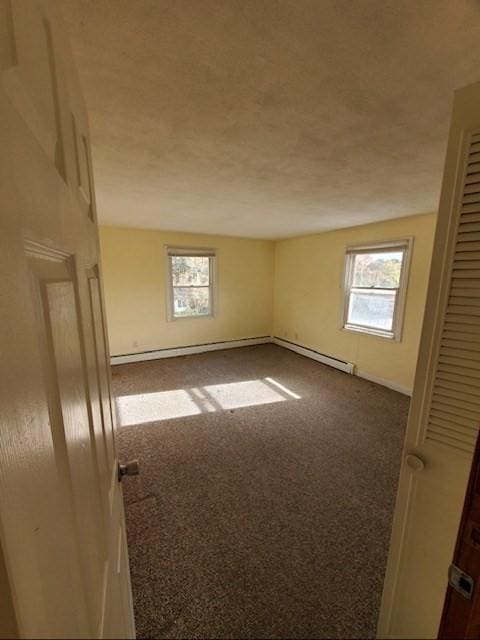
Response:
166,246,216,321
342,238,412,341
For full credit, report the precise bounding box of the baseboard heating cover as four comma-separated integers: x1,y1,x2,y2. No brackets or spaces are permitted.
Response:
272,337,354,374
111,336,410,396
110,336,271,365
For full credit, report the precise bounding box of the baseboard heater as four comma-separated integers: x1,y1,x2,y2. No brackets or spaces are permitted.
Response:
110,335,411,395
272,336,354,375
110,336,271,365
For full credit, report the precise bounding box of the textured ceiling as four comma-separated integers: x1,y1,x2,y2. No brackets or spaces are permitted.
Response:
62,0,480,239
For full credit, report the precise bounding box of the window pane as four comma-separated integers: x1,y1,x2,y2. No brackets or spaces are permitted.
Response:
173,287,210,317
352,251,403,288
347,289,396,331
171,256,210,286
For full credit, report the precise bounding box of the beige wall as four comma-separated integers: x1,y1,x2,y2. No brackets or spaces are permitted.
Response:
99,226,275,355
100,213,436,391
273,212,437,392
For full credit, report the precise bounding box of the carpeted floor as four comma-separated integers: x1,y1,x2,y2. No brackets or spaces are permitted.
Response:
112,344,409,639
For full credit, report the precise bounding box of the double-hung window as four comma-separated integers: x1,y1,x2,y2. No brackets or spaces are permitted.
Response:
166,246,216,320
342,240,411,340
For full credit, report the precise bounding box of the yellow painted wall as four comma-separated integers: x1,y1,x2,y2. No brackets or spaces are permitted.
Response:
273,213,437,392
99,226,275,355
100,213,436,392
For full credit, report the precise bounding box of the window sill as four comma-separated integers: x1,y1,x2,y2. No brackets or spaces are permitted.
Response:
342,324,397,341
167,313,215,322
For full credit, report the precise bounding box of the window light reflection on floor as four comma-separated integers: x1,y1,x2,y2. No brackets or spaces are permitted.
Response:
116,377,301,427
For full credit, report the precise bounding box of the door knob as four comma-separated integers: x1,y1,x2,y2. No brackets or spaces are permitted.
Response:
118,459,139,481
405,453,425,472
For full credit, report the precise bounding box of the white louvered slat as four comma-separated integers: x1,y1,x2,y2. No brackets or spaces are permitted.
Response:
453,269,480,280
432,395,480,418
438,371,477,395
450,284,480,295
429,423,477,447
425,132,480,452
448,297,480,307
457,231,480,242
442,355,480,372
438,359,480,375
460,205,480,216
466,162,480,174
447,305,480,315
445,334,480,346
433,389,480,410
463,182,480,198
453,262,480,278
460,218,480,230
431,400,479,423
442,338,480,352
464,183,480,195
450,287,480,298
459,222,480,234
462,194,480,206
454,252,480,262
443,328,480,341
464,172,480,185
429,433,476,451
456,241,480,252
437,383,480,400
446,313,480,324
452,261,480,270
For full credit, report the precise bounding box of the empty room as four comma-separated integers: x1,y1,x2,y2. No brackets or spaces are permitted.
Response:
2,1,480,639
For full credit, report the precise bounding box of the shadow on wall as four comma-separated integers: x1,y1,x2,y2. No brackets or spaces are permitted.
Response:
115,377,301,427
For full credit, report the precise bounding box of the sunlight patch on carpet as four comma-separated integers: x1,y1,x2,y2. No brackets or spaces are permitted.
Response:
116,377,301,426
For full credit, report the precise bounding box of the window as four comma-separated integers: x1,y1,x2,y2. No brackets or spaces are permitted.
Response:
166,247,216,320
342,240,411,340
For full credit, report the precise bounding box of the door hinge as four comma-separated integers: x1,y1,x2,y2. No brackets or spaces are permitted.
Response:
448,563,474,600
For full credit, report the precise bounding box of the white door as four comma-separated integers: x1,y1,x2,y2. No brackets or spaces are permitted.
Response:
0,1,135,637
378,81,480,639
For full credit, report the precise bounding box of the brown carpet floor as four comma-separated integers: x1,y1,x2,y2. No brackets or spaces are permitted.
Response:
112,344,409,639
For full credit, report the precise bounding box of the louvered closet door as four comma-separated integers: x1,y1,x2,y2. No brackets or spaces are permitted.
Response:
428,135,480,453
377,83,480,640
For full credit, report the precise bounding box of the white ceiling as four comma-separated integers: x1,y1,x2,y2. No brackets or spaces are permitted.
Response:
62,0,480,239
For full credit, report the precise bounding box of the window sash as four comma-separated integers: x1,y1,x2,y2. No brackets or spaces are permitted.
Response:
350,285,400,292
172,286,212,317
172,284,210,290
345,241,409,255
167,246,215,258
167,250,215,320
346,289,399,332
343,241,411,339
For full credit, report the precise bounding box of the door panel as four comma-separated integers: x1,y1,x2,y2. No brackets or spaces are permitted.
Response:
378,83,480,638
88,269,116,471
382,448,470,637
0,1,134,637
85,268,113,518
32,255,106,632
102,499,135,639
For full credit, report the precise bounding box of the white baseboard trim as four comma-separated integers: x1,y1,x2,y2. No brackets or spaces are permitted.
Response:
110,336,271,365
111,335,412,396
356,369,412,396
272,337,354,375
